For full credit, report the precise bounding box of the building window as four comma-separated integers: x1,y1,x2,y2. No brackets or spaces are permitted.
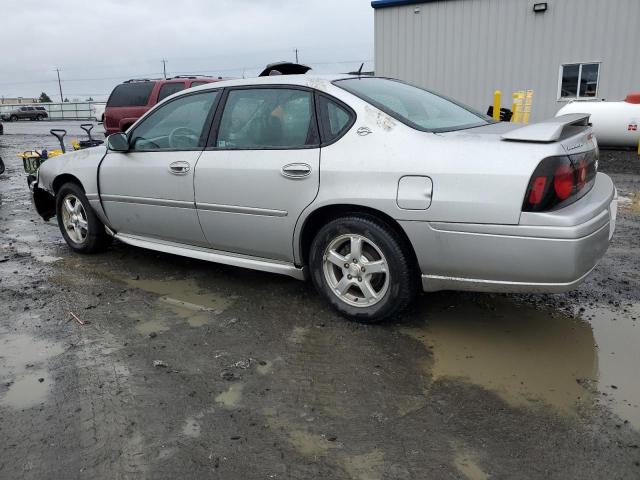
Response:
559,63,600,100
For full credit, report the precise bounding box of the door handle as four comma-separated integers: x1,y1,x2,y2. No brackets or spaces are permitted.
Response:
281,163,312,179
168,161,191,175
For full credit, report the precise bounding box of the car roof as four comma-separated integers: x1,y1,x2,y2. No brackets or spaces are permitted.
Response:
187,74,355,92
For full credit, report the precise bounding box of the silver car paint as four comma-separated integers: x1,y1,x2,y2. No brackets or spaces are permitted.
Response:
194,148,320,262
99,150,209,247
35,74,617,293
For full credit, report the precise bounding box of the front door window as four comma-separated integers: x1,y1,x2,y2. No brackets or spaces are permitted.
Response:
130,91,219,151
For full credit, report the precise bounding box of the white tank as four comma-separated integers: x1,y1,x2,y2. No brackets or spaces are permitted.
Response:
556,93,640,148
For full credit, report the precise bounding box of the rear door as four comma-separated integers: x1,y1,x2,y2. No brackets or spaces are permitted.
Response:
194,86,320,262
99,90,220,246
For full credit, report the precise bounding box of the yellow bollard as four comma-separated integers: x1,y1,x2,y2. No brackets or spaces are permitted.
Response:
493,90,502,121
522,90,534,124
511,91,523,123
637,138,640,156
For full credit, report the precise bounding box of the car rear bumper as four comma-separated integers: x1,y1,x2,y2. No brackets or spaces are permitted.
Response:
401,173,617,293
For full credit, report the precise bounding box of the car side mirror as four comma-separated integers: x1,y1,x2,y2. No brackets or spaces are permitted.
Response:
106,132,129,152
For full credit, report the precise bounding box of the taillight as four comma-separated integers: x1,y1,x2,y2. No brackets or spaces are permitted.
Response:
522,151,598,212
553,163,574,200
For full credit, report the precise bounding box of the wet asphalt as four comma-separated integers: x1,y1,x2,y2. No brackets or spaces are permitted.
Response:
1,121,640,479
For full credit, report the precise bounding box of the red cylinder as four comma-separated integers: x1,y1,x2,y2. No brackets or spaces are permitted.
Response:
625,92,640,104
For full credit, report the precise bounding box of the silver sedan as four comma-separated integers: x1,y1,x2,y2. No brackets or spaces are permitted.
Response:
30,75,617,322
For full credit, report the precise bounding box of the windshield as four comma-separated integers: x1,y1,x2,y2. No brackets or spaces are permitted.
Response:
334,77,490,132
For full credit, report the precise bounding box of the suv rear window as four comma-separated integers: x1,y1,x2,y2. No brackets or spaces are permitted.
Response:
107,82,155,107
157,82,186,102
335,77,489,133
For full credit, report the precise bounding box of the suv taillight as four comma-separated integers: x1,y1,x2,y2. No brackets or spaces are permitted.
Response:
522,150,598,212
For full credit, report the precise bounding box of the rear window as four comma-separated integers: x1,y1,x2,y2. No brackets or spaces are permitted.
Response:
157,82,186,102
335,77,489,132
190,81,209,88
107,82,155,107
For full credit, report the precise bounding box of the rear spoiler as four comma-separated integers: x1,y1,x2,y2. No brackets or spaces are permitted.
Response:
501,113,591,143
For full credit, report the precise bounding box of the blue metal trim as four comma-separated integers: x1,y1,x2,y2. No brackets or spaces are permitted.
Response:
371,0,427,9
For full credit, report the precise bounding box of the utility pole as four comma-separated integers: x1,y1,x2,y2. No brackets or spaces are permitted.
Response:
294,48,299,63
55,68,63,102
162,59,167,79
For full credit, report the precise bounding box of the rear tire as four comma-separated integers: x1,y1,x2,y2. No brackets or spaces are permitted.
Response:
56,182,111,253
309,215,417,323
10,115,17,122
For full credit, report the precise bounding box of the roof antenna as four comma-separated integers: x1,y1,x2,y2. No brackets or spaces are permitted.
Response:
357,62,364,76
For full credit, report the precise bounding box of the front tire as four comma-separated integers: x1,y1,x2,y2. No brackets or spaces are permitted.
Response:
56,182,111,253
10,115,17,122
309,216,417,323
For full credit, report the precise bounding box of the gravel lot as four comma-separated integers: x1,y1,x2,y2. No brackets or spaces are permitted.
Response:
1,121,639,479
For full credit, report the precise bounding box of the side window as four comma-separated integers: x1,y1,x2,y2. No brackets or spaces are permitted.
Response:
130,91,218,151
107,82,155,107
216,88,317,149
559,63,600,99
190,81,209,88
317,95,354,144
157,82,186,102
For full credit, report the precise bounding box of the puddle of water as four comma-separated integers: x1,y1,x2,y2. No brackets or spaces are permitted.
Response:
342,450,384,480
94,270,233,327
618,192,640,214
124,278,232,316
453,450,489,480
3,238,62,264
262,408,338,457
402,296,598,413
584,305,640,429
287,430,336,457
182,417,201,438
257,359,274,375
0,333,64,409
215,383,243,409
1,369,50,409
135,318,172,335
288,326,308,345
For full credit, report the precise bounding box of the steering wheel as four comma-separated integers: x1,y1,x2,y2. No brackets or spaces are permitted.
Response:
168,127,200,149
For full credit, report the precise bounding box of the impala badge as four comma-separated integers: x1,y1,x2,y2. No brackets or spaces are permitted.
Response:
357,126,372,136
566,142,584,151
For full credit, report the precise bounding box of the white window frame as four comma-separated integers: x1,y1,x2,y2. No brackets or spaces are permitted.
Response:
557,62,601,101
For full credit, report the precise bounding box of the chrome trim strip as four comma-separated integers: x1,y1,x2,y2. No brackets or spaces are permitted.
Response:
114,233,305,280
421,267,595,294
101,194,195,209
85,193,99,200
196,202,287,217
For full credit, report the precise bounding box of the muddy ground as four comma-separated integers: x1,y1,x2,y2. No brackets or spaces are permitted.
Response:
1,121,639,479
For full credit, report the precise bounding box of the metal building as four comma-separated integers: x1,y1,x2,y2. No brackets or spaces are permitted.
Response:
372,0,640,121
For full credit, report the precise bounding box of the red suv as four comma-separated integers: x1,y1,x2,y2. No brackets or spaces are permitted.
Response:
104,76,222,136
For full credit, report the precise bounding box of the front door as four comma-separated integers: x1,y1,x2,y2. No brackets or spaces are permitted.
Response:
195,87,320,262
99,90,220,246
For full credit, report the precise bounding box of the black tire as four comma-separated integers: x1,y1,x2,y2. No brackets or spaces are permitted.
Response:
10,115,18,122
56,182,111,253
309,215,417,323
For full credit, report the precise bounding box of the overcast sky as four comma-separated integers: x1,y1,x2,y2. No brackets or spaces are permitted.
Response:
0,0,374,102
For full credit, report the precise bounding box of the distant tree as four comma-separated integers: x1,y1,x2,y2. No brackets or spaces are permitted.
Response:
86,97,94,101
64,98,69,102
38,92,52,103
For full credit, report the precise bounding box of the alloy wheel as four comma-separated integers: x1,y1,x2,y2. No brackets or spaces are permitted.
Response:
61,194,89,244
322,234,389,307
